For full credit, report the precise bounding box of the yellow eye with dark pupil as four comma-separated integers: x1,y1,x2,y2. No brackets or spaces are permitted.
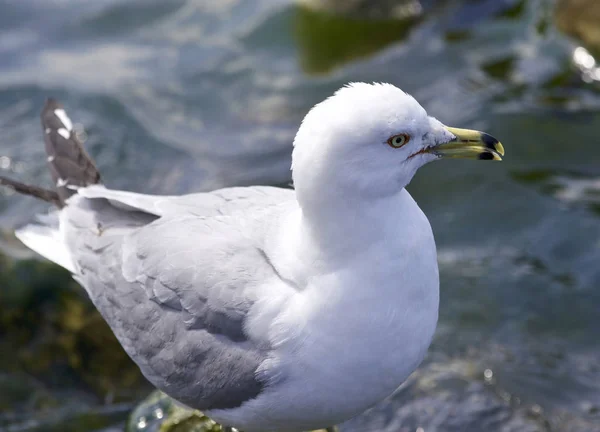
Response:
387,134,410,148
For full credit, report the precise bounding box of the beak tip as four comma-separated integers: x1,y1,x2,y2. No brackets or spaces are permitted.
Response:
495,141,505,157
481,132,504,159
481,132,504,151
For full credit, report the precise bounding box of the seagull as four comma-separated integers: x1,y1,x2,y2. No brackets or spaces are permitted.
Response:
0,83,504,432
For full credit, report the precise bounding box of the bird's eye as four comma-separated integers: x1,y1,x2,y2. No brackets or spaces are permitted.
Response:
387,134,410,148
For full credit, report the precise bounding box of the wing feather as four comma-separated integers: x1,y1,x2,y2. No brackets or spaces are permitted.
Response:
61,186,295,410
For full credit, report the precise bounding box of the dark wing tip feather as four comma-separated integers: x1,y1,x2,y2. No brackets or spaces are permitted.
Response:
0,99,102,207
40,98,101,204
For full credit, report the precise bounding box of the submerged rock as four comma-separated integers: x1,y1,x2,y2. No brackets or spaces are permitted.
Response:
294,3,421,74
555,0,600,55
555,0,600,83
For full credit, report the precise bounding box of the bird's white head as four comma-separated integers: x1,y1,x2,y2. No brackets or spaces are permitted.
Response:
292,82,504,213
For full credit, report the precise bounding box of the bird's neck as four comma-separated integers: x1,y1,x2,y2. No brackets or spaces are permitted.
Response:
297,188,412,256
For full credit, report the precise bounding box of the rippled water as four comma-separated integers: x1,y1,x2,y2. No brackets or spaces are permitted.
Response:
1,0,600,431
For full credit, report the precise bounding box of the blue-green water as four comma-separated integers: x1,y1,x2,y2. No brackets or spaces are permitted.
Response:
1,0,600,431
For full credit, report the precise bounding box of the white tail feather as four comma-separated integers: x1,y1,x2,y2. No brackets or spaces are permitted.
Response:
15,211,75,273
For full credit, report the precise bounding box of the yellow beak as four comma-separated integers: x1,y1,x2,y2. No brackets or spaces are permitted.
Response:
431,127,505,160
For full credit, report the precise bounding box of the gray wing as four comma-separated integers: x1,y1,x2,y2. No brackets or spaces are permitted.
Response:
64,186,295,410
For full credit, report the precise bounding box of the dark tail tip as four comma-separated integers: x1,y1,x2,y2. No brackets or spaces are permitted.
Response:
41,98,101,204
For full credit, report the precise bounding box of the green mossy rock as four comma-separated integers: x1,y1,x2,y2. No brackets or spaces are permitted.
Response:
127,391,221,432
128,391,336,432
0,251,149,415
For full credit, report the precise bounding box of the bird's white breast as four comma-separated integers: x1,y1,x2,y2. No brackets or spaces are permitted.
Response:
210,189,439,431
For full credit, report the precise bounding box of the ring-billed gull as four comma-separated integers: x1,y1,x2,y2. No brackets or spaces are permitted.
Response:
0,83,504,432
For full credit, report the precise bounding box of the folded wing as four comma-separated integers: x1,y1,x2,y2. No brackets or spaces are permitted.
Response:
62,186,294,410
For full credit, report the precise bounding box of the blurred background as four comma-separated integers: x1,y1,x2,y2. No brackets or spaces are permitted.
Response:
0,0,599,431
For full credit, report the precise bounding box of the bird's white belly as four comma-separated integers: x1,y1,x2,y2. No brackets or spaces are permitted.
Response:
210,263,439,432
